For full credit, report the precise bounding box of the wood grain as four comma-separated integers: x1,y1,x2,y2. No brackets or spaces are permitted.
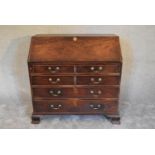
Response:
28,34,122,124
28,35,122,62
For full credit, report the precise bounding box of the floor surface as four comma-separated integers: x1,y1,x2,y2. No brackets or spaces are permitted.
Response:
0,97,155,129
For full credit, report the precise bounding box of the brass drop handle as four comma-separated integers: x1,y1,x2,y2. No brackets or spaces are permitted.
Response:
90,90,102,97
48,66,60,73
49,90,62,97
90,77,103,84
90,66,103,72
48,78,61,84
89,104,103,110
50,104,62,110
98,66,103,71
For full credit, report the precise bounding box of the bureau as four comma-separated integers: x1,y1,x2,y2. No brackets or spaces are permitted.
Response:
28,34,122,124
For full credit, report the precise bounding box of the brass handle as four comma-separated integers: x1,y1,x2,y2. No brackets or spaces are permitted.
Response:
48,66,60,73
90,66,95,71
50,104,62,110
90,77,102,84
89,104,103,110
98,66,103,71
90,90,102,97
49,90,62,97
48,78,60,84
90,66,103,72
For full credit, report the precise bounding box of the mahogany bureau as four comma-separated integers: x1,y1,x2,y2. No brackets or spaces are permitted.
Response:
28,34,122,124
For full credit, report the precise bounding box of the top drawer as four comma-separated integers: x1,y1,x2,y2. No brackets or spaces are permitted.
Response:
76,64,120,74
31,65,74,74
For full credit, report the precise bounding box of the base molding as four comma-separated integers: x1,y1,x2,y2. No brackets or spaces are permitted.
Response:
31,113,120,125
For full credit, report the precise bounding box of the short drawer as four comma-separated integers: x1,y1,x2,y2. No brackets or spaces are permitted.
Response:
76,64,120,74
76,76,120,85
31,76,74,85
76,86,119,98
32,65,74,74
32,87,74,99
33,100,76,113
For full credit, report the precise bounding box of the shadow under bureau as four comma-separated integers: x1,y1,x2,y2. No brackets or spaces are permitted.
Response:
28,34,122,124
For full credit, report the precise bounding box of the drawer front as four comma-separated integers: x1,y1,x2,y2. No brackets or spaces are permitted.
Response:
76,86,119,98
32,65,74,74
33,99,118,114
76,64,120,74
76,100,118,114
76,76,120,85
31,76,74,85
33,87,74,98
33,100,76,113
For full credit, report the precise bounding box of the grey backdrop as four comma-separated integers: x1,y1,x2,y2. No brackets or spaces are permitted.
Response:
0,25,155,128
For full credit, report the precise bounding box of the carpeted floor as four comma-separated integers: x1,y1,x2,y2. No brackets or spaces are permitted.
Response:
0,97,155,128
0,26,155,129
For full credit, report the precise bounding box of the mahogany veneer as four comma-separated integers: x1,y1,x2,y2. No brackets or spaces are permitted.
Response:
28,34,122,124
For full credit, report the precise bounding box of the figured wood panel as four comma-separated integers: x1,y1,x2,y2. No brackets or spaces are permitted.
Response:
28,35,122,62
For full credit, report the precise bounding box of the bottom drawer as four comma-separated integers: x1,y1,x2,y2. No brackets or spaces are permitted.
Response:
33,99,118,115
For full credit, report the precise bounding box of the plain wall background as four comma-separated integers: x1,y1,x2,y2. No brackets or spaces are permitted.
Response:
0,25,155,128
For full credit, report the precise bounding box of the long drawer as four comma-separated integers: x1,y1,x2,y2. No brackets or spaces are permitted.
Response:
32,86,119,99
33,99,118,114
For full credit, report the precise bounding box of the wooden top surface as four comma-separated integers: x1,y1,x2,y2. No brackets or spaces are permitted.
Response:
28,34,122,62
